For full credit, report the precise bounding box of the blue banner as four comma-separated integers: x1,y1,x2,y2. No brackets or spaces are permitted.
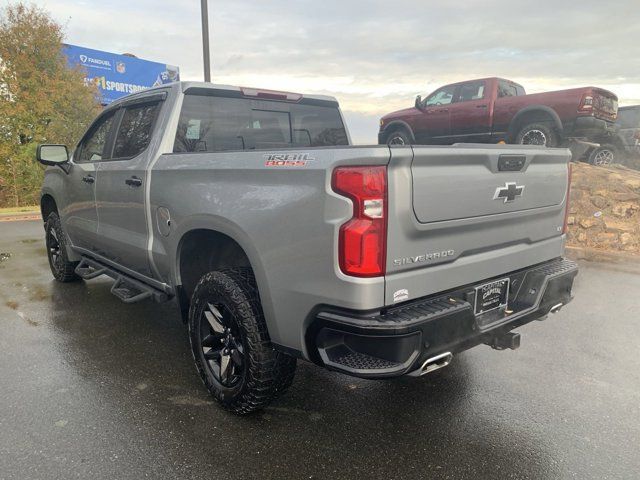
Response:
63,44,180,104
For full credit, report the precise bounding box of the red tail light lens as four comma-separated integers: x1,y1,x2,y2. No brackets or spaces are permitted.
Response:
578,94,594,113
562,162,573,235
332,166,387,277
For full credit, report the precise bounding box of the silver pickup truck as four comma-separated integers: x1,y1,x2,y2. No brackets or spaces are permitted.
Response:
37,81,578,414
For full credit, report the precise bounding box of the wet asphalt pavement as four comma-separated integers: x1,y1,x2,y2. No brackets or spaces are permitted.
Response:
0,220,639,480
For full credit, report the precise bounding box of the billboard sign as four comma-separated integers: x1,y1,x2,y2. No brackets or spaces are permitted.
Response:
63,44,180,104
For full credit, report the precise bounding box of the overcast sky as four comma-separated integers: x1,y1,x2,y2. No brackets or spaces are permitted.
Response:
30,0,640,143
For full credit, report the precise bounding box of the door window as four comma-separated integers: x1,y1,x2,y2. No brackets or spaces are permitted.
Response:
457,81,486,102
76,111,116,163
112,102,160,159
425,86,457,107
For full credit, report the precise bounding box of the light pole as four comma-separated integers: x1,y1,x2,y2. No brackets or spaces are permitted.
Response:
200,0,211,82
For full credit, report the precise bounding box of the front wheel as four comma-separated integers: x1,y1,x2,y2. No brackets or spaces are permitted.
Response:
514,122,559,147
44,212,80,282
188,268,296,414
588,144,618,166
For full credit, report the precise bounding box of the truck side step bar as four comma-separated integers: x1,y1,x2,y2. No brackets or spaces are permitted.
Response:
75,257,169,304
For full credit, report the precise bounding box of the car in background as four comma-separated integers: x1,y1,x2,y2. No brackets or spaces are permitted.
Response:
587,105,640,166
379,77,618,148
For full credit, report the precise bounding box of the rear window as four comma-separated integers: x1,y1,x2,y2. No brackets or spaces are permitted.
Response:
498,81,525,98
173,95,349,153
617,108,640,128
113,103,160,158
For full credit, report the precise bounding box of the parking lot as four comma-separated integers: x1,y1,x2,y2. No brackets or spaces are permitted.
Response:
1,219,639,480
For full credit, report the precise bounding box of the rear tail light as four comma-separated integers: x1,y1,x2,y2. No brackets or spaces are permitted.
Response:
332,166,387,277
578,94,594,113
562,162,573,235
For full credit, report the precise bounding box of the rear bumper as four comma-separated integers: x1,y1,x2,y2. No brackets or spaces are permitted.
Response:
307,257,578,379
569,116,617,138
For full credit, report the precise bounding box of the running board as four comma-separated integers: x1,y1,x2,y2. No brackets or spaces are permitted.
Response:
75,257,169,304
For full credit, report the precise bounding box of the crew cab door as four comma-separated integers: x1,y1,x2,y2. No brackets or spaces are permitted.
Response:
414,85,457,143
63,109,117,252
448,80,492,142
94,94,164,277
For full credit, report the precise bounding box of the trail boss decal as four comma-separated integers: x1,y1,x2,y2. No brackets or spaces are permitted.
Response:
264,153,315,167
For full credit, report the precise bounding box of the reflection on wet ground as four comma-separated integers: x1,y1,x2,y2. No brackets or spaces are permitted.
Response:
1,221,639,479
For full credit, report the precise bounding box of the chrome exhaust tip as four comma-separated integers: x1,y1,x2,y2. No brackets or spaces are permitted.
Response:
409,352,453,377
549,303,563,314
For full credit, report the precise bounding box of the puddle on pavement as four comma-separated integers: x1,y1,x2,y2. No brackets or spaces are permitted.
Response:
29,285,51,302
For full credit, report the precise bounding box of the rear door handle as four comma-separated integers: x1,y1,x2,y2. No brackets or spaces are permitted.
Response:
125,176,143,187
82,175,95,184
476,104,488,109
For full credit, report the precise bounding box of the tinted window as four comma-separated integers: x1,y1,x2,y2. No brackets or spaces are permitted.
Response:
173,95,348,153
113,103,160,158
425,85,456,106
617,108,640,128
498,81,518,98
251,109,292,147
77,112,115,163
458,81,485,102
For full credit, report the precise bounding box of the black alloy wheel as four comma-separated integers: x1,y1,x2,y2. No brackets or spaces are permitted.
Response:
198,301,245,387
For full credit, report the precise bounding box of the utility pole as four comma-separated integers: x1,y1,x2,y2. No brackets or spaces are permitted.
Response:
200,0,211,82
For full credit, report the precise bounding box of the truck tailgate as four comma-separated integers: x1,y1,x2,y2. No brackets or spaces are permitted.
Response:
384,144,570,306
411,148,566,223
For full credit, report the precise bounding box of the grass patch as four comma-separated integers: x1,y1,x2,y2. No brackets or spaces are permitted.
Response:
0,205,39,214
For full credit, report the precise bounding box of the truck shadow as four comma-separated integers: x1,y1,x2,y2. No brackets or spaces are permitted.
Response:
48,280,559,479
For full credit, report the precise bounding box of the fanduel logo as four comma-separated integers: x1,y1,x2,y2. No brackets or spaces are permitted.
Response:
79,55,111,67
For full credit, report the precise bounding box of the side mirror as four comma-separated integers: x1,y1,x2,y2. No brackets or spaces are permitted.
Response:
37,144,69,167
415,95,423,110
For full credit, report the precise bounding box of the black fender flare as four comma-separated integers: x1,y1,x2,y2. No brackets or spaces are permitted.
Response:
508,105,563,141
381,120,416,143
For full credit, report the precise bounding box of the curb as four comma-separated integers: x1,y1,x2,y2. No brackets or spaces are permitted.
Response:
566,246,640,273
0,211,41,222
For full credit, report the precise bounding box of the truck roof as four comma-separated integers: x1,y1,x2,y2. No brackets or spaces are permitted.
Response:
107,81,339,107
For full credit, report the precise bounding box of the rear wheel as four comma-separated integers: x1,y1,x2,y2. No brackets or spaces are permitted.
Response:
188,268,296,414
588,144,618,166
45,212,80,282
386,129,412,145
515,122,559,147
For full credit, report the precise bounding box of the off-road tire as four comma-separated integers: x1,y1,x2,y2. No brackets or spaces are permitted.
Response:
588,144,618,166
188,268,296,414
386,129,412,146
44,212,80,282
514,122,559,147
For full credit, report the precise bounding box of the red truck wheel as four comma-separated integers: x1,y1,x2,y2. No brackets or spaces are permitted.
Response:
386,129,412,145
515,122,559,147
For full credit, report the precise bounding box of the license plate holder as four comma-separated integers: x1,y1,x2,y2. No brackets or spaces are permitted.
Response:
474,278,510,315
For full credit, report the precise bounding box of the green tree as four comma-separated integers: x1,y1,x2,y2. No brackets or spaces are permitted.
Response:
0,2,100,207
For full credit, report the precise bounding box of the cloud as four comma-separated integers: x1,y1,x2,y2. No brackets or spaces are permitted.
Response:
36,0,640,143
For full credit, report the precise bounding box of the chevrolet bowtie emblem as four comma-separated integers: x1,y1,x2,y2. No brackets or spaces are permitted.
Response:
493,182,525,203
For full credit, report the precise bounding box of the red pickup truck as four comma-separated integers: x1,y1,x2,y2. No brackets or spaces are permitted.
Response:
378,77,618,147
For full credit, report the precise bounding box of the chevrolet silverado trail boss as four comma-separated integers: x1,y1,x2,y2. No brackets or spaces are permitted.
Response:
379,77,618,148
38,82,578,414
